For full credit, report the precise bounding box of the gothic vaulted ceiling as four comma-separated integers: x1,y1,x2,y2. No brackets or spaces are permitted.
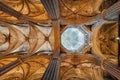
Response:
0,0,119,80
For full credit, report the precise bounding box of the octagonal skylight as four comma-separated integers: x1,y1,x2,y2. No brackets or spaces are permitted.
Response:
61,25,89,52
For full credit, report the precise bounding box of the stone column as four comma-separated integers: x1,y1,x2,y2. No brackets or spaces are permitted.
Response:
41,0,59,20
103,1,120,20
103,60,120,80
41,56,60,80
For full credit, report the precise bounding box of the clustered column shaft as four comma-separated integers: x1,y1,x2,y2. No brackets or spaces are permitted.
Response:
103,1,120,20
103,61,120,80
41,56,60,80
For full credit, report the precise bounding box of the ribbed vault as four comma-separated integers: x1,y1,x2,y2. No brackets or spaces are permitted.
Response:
0,0,119,80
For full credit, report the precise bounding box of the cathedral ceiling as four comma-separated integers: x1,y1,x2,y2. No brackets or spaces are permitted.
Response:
0,55,50,80
0,0,49,23
0,56,18,68
60,54,102,80
0,23,53,56
0,0,118,24
59,0,118,24
0,0,119,80
92,21,118,63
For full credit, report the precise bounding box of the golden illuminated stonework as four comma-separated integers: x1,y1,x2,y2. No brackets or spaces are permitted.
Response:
0,0,119,80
